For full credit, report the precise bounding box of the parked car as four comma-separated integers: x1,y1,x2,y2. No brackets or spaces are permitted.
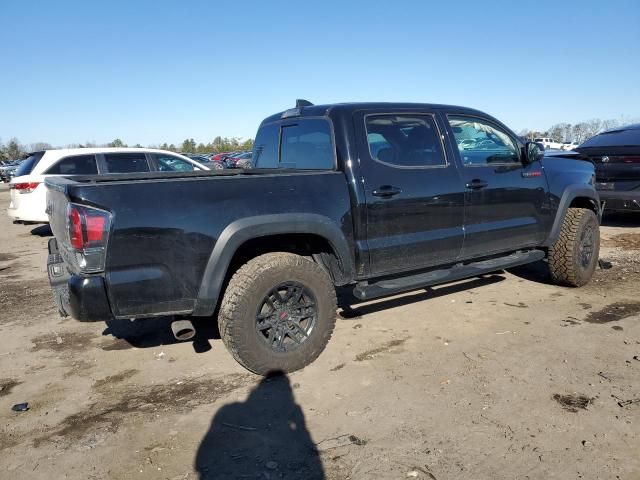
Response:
219,151,244,168
3,164,20,183
45,101,600,375
0,160,22,182
534,137,564,150
227,151,253,168
8,148,209,223
184,153,225,170
210,152,230,162
574,124,640,212
562,141,581,151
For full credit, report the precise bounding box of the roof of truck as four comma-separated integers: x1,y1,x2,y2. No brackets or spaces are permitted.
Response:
260,102,490,125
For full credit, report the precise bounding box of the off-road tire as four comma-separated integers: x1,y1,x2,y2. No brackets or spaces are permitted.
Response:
218,252,337,375
548,207,600,287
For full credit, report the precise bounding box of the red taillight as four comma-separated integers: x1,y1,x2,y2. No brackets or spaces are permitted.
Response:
69,207,84,249
12,182,40,193
67,204,110,250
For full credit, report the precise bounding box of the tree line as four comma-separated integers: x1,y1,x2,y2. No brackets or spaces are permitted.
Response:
2,115,638,161
519,116,638,144
0,136,254,161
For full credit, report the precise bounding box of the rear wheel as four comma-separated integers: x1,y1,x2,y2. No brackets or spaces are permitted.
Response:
548,207,600,287
218,253,337,375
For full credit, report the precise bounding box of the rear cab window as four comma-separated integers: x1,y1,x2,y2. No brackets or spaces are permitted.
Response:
45,155,98,175
103,152,150,173
253,118,335,169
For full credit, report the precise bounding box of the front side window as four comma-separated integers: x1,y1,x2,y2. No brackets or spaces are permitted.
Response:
46,155,98,175
365,114,446,167
448,115,520,166
153,154,196,172
103,152,150,173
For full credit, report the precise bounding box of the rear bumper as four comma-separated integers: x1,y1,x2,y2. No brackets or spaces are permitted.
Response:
598,190,640,211
7,204,49,223
8,185,49,223
47,238,112,321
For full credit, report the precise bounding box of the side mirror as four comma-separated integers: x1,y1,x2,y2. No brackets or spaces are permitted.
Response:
525,141,544,163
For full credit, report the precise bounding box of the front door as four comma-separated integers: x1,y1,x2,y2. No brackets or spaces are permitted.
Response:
356,111,466,276
444,113,550,259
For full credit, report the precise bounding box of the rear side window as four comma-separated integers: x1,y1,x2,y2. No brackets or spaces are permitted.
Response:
253,124,279,168
365,115,446,167
103,153,150,173
15,151,45,176
252,118,335,169
45,155,98,175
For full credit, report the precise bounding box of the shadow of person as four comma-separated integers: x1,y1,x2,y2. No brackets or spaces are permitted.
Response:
195,372,324,480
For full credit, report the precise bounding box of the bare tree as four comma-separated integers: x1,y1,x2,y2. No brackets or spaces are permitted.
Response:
5,138,24,159
29,142,53,151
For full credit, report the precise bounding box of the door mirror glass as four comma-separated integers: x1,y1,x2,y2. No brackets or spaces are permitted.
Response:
526,142,544,163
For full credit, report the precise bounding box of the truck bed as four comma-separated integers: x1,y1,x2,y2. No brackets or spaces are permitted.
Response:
45,169,354,319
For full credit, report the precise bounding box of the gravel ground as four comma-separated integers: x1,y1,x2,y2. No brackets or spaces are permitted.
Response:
0,183,638,480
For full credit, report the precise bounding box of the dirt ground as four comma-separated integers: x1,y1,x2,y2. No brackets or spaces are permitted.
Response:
0,183,639,480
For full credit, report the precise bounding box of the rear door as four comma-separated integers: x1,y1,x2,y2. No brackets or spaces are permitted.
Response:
355,110,465,276
443,113,550,259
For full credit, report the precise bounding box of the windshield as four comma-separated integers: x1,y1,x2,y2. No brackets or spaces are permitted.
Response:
15,151,45,177
579,127,640,148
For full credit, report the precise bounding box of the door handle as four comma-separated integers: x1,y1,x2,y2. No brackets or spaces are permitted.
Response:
372,185,402,198
465,179,488,190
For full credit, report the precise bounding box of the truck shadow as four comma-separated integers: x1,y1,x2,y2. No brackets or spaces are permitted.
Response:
506,260,555,285
30,224,53,237
102,316,220,353
195,372,325,479
337,274,505,319
601,212,640,227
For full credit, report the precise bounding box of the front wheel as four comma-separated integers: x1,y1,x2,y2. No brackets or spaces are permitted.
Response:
218,253,337,375
548,207,600,287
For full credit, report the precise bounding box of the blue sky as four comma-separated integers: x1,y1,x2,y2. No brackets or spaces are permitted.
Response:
1,0,639,146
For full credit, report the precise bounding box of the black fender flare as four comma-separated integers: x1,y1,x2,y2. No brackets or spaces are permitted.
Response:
543,184,601,246
192,213,354,316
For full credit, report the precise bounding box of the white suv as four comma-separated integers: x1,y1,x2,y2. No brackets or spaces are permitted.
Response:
8,148,208,223
533,138,563,150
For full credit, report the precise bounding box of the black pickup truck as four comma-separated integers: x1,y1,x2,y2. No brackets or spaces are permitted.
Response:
45,101,601,374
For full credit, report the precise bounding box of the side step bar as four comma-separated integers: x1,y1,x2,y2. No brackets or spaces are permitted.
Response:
353,249,546,301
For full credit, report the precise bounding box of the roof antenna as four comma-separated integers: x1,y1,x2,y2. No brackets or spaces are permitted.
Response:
296,99,314,107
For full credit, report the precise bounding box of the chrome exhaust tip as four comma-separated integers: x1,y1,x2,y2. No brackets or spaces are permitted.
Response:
171,319,196,341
